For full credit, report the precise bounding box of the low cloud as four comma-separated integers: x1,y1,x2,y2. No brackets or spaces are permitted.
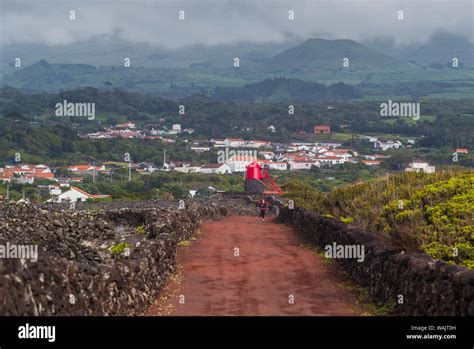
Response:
0,0,472,48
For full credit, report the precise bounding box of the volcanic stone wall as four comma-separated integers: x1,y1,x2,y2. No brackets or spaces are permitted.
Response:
0,198,256,315
278,206,474,316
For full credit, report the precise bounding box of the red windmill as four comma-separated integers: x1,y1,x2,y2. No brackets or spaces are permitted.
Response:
245,161,283,194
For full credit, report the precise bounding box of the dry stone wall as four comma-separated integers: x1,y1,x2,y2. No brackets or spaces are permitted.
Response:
0,198,256,315
278,206,474,316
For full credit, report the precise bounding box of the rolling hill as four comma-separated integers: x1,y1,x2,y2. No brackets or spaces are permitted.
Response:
2,37,473,99
269,38,408,71
212,77,361,102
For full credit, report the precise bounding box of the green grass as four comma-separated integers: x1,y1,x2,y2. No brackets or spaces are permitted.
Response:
308,132,354,142
380,115,437,125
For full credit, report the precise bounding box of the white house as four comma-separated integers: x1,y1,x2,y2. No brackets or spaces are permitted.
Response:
268,162,288,171
190,146,210,152
375,140,402,151
136,163,158,174
227,160,252,173
189,185,225,198
199,163,232,174
314,146,329,154
48,185,62,196
366,136,378,143
225,155,256,173
224,138,245,148
362,160,382,166
320,142,343,148
174,163,202,173
259,151,275,160
48,186,110,203
244,140,271,149
66,165,107,175
115,121,136,129
210,139,226,148
405,160,436,174
288,158,319,170
322,149,353,160
315,156,346,166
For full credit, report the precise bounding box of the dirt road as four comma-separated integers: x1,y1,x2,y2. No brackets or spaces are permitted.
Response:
145,216,369,316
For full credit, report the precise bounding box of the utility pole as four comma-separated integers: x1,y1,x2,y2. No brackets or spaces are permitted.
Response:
6,182,9,199
91,161,96,183
128,162,131,182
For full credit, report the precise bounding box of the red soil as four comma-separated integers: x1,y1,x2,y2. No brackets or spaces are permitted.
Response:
145,216,368,316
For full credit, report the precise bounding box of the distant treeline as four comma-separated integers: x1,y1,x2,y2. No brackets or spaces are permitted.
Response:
0,87,473,151
212,77,361,102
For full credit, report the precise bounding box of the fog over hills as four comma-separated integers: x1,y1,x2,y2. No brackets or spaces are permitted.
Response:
0,1,472,99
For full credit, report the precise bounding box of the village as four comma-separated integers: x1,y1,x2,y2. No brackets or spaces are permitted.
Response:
0,119,467,203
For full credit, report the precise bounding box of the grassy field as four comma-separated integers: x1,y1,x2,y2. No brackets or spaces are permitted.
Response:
380,115,437,125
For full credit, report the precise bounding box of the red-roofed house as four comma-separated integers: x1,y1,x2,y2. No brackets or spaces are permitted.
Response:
48,186,110,203
224,138,245,148
0,169,14,182
456,148,469,154
115,121,136,129
199,163,232,174
2,164,54,183
24,172,55,180
288,158,320,170
65,165,109,175
362,160,382,166
314,125,331,134
244,140,272,148
210,138,226,147
315,156,346,165
322,149,353,159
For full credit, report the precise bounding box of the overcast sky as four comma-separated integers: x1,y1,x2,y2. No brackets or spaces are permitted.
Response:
0,0,472,48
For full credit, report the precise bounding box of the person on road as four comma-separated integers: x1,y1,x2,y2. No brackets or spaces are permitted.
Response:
258,199,267,222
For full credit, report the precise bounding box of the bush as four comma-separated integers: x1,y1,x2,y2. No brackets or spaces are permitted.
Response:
109,242,130,260
287,170,474,268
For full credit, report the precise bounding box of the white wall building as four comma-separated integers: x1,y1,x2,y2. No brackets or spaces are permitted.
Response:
199,163,232,174
226,159,254,173
211,139,226,148
405,161,436,174
223,138,245,148
375,140,402,151
288,159,319,170
315,157,346,166
268,162,288,171
174,164,202,173
48,187,109,203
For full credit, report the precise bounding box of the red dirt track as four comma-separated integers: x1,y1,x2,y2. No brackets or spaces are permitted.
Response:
145,216,367,316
